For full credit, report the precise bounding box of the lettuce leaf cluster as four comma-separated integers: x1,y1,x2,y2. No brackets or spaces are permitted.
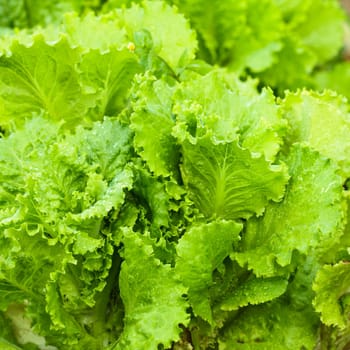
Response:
0,1,350,349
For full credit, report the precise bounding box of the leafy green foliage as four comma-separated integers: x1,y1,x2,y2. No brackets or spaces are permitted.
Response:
0,35,87,130
0,0,88,29
281,90,350,178
113,231,189,350
176,220,242,323
313,262,350,329
180,136,288,220
219,299,319,350
315,62,350,102
0,0,349,349
234,145,345,276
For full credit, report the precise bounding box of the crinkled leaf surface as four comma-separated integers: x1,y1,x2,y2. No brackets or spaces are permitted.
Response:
0,35,92,130
63,12,127,52
116,1,197,70
0,117,133,347
281,90,350,178
130,74,179,177
175,220,242,323
219,299,319,350
0,1,348,349
173,70,286,161
313,262,350,329
233,145,345,276
79,49,141,118
113,231,189,350
220,276,288,311
180,135,288,220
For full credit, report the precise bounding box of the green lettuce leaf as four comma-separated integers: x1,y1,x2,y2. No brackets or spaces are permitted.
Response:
228,0,283,73
132,166,171,233
64,1,197,72
314,62,350,101
0,0,86,29
115,0,197,70
178,0,246,64
220,257,320,349
274,0,345,65
233,144,345,276
0,34,93,130
0,117,134,347
219,299,319,350
171,0,283,73
0,1,348,349
173,69,286,161
0,16,139,130
62,11,128,52
180,134,288,220
130,73,179,178
281,90,350,178
175,220,242,323
112,231,189,350
313,262,350,329
259,0,345,92
78,48,141,118
220,276,288,311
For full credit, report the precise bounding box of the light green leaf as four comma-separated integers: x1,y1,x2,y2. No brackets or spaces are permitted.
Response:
176,220,242,323
171,0,246,64
281,90,350,178
116,0,197,70
180,135,288,220
113,231,189,350
313,262,350,329
173,70,286,161
226,0,284,73
130,73,179,177
259,0,345,92
257,36,316,92
286,255,321,309
0,117,133,347
67,169,133,222
0,224,76,342
0,0,85,29
45,281,83,335
0,117,60,227
0,34,92,130
172,0,283,73
79,49,141,118
233,145,345,276
288,0,345,65
59,117,132,182
219,300,319,350
220,276,288,311
314,62,350,101
63,12,128,52
133,166,171,231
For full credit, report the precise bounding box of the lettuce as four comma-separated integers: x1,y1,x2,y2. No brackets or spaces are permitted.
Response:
0,1,349,349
